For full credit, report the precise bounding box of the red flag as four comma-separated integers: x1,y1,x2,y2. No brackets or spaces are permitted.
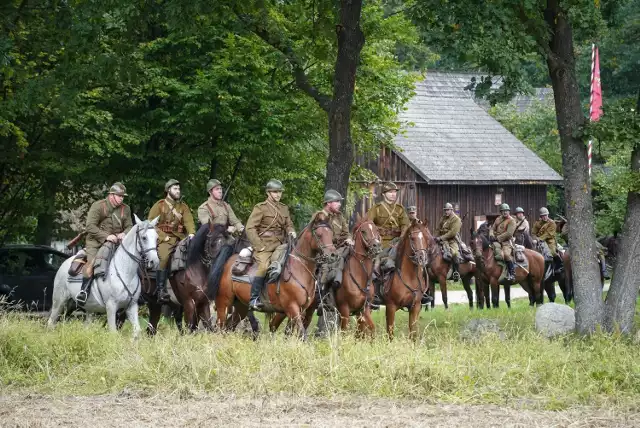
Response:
590,45,602,122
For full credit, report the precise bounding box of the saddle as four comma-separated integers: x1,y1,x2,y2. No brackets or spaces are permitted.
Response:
68,250,87,277
537,241,554,262
496,246,529,284
231,243,288,285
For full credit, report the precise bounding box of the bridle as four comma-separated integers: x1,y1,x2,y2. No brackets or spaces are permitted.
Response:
352,220,382,259
292,220,337,265
408,228,429,266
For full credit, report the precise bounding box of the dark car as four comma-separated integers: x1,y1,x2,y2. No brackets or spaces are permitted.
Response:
0,245,69,311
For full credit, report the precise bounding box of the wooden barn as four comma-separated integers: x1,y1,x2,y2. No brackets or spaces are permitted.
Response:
352,71,563,241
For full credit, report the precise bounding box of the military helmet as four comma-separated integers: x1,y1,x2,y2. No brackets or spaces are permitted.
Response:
539,207,550,216
265,179,284,192
323,189,343,204
514,207,525,214
408,206,417,213
381,182,398,193
443,202,454,210
206,179,222,193
108,182,128,197
499,203,511,212
164,179,180,192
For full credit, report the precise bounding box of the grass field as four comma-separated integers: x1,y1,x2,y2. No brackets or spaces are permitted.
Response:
1,299,639,413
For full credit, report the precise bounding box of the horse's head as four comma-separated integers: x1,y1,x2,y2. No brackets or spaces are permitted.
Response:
399,219,432,267
470,228,488,267
353,215,382,258
307,211,337,263
133,214,160,270
206,223,230,260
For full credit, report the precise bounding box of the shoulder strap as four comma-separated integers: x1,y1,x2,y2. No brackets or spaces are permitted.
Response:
205,202,215,220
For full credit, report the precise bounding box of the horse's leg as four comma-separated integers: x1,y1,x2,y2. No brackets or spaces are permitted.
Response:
286,305,306,340
483,280,491,309
408,300,421,341
544,276,556,303
490,278,500,308
504,283,511,309
183,299,197,332
462,274,473,309
126,302,141,339
474,276,484,310
438,274,448,309
269,313,287,333
146,302,161,336
105,299,118,332
429,283,436,309
357,306,375,338
385,303,397,340
338,303,350,331
200,301,214,332
173,305,185,333
47,287,66,328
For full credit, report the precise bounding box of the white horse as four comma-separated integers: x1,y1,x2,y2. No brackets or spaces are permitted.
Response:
48,215,160,338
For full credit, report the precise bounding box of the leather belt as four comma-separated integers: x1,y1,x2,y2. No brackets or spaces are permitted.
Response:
260,231,282,238
380,228,401,237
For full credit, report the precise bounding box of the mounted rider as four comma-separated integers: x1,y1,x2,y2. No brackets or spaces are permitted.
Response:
316,190,354,300
197,179,245,234
148,179,196,303
435,202,462,281
407,206,420,223
76,182,133,304
490,203,516,282
531,207,563,274
366,182,410,281
245,179,296,310
513,207,531,247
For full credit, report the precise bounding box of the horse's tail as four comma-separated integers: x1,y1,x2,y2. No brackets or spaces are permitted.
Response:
207,245,234,300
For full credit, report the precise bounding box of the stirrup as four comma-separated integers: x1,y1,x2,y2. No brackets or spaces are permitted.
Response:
157,290,171,303
452,271,460,282
249,298,264,311
75,290,88,305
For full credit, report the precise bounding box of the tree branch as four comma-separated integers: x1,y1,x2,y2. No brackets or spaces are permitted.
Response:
516,2,567,71
234,11,332,112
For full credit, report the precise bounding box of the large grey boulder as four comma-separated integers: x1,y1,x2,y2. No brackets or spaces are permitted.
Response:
535,303,575,338
460,318,506,342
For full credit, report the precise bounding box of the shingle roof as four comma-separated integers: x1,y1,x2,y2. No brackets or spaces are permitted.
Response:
393,71,563,184
511,88,554,112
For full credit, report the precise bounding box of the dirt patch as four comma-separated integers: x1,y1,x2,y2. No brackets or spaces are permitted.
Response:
1,395,638,427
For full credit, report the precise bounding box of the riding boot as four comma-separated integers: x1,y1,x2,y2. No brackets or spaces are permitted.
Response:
76,277,93,305
249,276,265,311
506,261,516,282
451,260,460,282
156,270,171,303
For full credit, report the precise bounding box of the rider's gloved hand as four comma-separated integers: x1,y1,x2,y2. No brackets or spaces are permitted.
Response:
106,234,118,243
288,231,297,239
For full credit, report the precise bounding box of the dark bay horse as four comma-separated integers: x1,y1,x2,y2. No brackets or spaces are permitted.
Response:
471,231,545,307
168,223,232,332
427,249,476,309
383,220,432,340
212,212,336,338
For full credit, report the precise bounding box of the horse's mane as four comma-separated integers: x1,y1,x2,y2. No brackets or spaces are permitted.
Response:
187,223,228,266
473,228,491,250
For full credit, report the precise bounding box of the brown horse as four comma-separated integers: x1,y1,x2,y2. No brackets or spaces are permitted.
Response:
427,248,476,309
383,220,432,340
471,230,545,307
212,212,336,338
168,223,232,332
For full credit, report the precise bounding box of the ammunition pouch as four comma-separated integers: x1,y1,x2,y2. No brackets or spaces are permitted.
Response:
232,249,253,276
159,223,185,234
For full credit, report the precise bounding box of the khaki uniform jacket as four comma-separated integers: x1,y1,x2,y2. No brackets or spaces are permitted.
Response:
532,219,557,254
85,199,133,253
436,214,461,241
313,209,351,246
491,216,516,243
148,198,196,242
515,218,530,235
366,202,409,245
197,197,243,229
246,200,295,252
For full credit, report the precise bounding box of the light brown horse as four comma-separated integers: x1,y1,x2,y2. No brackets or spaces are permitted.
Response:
212,212,336,338
169,223,232,331
471,230,545,307
427,249,476,309
383,220,432,340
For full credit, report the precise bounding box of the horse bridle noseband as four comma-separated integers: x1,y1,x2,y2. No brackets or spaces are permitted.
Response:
353,220,382,258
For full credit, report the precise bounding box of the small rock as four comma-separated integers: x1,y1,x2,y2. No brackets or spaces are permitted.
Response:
535,303,575,338
460,318,506,342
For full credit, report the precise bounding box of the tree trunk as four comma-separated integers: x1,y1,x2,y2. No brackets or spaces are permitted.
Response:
544,1,603,334
603,92,640,333
324,0,365,197
34,181,57,246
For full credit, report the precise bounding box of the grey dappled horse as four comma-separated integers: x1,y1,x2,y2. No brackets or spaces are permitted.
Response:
47,215,160,338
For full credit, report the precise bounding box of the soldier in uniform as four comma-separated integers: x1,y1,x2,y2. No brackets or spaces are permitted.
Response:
148,179,196,303
490,203,516,281
316,190,354,288
407,206,419,222
513,207,531,247
366,182,410,248
531,207,563,273
76,182,133,304
197,179,244,233
366,182,410,281
435,202,462,281
245,179,296,310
